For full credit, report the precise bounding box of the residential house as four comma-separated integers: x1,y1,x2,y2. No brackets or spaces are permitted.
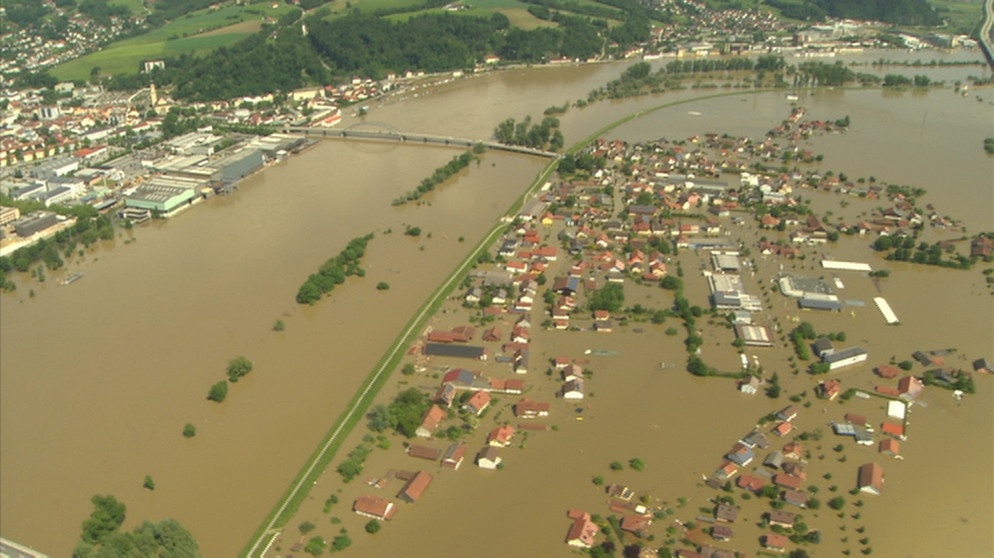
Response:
772,421,794,437
714,504,738,523
353,495,397,521
416,405,446,438
879,438,901,457
476,446,502,469
710,524,733,542
897,375,924,400
487,425,516,447
881,421,905,439
514,398,550,419
781,489,808,507
565,510,599,548
406,445,442,462
857,462,885,495
783,441,803,460
441,442,467,470
725,444,754,467
763,451,785,470
818,379,842,400
763,533,790,552
768,510,796,529
398,470,433,503
736,474,767,493
464,390,491,416
773,473,802,490
620,514,652,537
562,378,585,399
776,405,799,422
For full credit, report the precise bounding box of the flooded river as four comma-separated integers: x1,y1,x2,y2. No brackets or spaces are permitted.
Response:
1,54,991,556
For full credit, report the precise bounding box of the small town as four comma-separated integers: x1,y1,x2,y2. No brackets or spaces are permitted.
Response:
257,105,990,557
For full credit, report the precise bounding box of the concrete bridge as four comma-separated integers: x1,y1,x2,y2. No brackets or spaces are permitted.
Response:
282,122,560,158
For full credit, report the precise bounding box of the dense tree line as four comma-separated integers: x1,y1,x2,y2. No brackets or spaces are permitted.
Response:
171,30,329,101
493,115,563,150
394,148,480,205
73,495,200,558
813,0,941,26
766,0,941,25
296,234,374,305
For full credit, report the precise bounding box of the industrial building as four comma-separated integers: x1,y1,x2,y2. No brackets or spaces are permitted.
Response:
124,176,206,217
12,211,61,237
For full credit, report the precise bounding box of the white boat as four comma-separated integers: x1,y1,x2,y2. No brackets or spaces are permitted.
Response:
688,111,702,116
61,272,83,286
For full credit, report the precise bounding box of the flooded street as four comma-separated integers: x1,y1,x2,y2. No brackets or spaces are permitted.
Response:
2,55,992,556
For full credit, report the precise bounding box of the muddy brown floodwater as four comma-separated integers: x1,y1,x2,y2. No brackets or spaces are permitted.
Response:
1,53,991,557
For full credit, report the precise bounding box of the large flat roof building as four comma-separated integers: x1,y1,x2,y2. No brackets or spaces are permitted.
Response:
124,176,205,216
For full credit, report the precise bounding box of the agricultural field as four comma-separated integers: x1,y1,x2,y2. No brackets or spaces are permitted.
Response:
50,2,297,81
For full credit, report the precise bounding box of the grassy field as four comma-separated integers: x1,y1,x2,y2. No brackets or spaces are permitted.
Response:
50,2,296,81
928,0,984,35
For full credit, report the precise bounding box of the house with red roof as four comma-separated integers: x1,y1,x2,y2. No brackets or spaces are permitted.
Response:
736,474,767,493
398,470,433,503
514,398,550,419
620,514,652,536
487,425,516,447
565,511,600,548
464,390,491,416
763,533,790,552
857,462,885,495
416,405,446,438
881,421,905,439
441,442,467,470
879,438,901,457
353,495,397,521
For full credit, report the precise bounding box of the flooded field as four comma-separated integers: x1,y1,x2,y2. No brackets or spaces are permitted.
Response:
2,55,992,556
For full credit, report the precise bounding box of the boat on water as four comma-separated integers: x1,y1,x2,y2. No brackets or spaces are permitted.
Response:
688,111,702,116
786,93,799,101
62,272,83,285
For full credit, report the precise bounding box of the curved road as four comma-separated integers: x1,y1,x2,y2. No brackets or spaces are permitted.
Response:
981,0,994,67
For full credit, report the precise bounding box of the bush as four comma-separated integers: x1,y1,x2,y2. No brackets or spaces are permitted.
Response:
364,520,381,534
272,319,285,331
629,457,645,471
207,381,228,402
609,461,623,471
376,282,390,290
182,423,197,438
143,475,155,491
299,521,316,534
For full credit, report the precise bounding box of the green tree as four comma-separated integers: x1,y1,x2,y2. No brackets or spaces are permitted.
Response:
629,457,646,471
207,381,228,402
143,475,155,491
182,423,197,438
304,536,326,556
331,533,352,551
226,356,253,382
80,494,126,545
299,521,316,534
589,282,624,313
365,520,381,534
376,282,390,290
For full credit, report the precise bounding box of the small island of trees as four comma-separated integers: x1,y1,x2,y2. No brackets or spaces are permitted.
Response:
296,234,374,305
